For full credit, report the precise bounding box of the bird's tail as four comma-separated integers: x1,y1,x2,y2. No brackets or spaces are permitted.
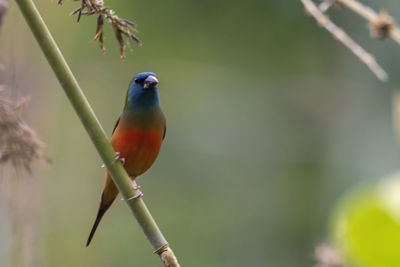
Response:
86,205,108,247
86,172,118,247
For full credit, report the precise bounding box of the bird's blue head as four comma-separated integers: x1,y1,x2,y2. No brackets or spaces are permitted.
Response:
124,72,160,110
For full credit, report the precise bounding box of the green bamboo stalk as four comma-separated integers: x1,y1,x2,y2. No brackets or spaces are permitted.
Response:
14,0,180,265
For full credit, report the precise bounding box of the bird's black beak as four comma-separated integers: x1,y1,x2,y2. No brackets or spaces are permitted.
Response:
143,75,158,89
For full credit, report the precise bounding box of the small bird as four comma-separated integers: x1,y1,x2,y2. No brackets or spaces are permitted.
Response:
86,72,166,246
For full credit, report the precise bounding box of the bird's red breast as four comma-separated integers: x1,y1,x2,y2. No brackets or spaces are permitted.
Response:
111,128,163,177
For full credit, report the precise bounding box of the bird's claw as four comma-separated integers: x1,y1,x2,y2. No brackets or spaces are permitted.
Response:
112,152,126,165
103,152,125,168
128,190,143,200
127,180,143,200
133,184,141,190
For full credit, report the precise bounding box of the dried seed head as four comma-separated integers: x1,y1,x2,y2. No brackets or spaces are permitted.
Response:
114,26,125,59
63,0,141,58
0,96,50,173
94,15,105,51
370,10,395,40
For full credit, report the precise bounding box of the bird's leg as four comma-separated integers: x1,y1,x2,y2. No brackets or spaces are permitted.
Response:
128,179,143,200
112,152,126,165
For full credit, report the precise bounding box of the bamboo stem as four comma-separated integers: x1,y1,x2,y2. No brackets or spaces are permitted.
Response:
13,0,179,265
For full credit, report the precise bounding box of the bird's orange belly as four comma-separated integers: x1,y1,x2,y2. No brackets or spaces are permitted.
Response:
111,129,163,177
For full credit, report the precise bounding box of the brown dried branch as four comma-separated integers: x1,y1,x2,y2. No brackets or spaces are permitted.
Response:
369,11,395,40
0,96,49,172
318,0,342,13
301,0,388,81
338,0,400,44
59,0,142,58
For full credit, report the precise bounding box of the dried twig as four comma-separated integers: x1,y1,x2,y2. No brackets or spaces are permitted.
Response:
338,0,400,44
319,0,340,13
301,0,388,81
59,0,141,58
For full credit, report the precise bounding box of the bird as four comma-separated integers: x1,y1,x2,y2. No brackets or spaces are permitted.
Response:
86,72,166,247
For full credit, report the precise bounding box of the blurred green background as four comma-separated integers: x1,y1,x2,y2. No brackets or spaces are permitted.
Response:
1,0,400,266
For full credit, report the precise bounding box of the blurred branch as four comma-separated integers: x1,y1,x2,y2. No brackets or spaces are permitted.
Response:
14,0,180,265
0,0,7,28
392,90,400,144
301,0,388,81
318,0,337,13
58,0,141,59
314,243,344,267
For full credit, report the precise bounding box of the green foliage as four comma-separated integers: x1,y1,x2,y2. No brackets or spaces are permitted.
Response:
332,174,400,267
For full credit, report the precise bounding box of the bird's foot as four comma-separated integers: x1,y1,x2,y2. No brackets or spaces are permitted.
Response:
127,180,143,200
127,190,143,200
101,152,125,168
132,179,141,190
112,152,126,165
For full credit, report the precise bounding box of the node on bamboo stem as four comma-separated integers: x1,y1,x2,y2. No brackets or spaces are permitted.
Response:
156,245,181,267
